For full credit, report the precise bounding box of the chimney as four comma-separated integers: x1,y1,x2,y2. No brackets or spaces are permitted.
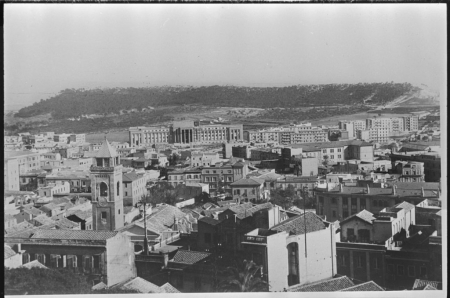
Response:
366,184,370,194
421,187,425,197
392,185,397,195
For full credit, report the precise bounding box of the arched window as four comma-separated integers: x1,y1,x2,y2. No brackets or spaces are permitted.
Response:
287,242,300,286
100,182,108,197
373,200,378,207
383,201,388,207
117,181,120,196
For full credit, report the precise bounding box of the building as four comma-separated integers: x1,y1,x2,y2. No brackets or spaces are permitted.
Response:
4,151,42,174
55,146,80,159
391,161,425,182
231,145,252,160
338,121,355,139
390,153,441,182
4,245,23,269
129,121,243,146
201,160,251,196
69,134,86,144
230,177,265,203
242,212,337,291
53,133,71,144
250,148,280,161
5,229,136,287
246,123,328,145
123,171,148,206
315,184,440,222
37,182,70,198
90,139,124,231
5,158,20,191
45,171,91,193
190,152,220,167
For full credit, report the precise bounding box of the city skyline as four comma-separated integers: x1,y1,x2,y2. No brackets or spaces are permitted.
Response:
4,4,446,109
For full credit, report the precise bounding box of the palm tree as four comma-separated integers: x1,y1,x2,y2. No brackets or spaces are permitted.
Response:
218,260,269,292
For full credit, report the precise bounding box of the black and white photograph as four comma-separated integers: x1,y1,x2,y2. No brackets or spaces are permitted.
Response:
4,4,446,296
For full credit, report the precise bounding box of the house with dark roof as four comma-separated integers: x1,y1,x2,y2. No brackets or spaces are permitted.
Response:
5,229,137,288
241,212,337,291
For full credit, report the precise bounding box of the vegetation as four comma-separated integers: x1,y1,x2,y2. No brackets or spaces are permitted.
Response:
218,260,269,292
15,83,417,119
269,185,300,210
4,267,139,295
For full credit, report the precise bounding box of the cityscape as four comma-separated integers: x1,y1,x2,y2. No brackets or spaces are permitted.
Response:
4,4,446,296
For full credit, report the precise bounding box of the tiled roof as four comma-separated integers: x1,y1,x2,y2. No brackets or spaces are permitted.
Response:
341,210,376,225
5,221,35,236
412,279,441,290
339,281,384,291
31,229,118,240
122,277,162,293
34,215,56,225
21,260,48,269
123,171,140,182
171,250,211,264
54,218,80,229
227,203,255,219
147,204,189,229
160,282,181,293
271,212,326,235
198,216,221,226
95,139,118,158
4,214,16,222
423,284,437,290
92,282,107,291
67,210,92,220
288,276,354,292
329,185,439,198
230,177,264,186
391,181,440,190
4,245,17,259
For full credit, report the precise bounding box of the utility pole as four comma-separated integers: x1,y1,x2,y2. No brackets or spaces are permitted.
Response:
138,194,150,255
302,186,308,258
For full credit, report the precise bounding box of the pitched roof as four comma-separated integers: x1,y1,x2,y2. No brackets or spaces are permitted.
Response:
95,139,118,158
171,250,211,264
341,210,376,225
5,221,34,236
122,277,161,293
31,229,118,240
288,276,354,292
412,279,441,290
423,284,437,290
123,171,140,182
54,218,80,229
230,177,264,186
339,281,384,291
160,283,181,293
4,245,17,259
393,201,415,212
21,260,48,269
92,282,107,291
198,216,221,226
271,212,326,235
147,204,189,229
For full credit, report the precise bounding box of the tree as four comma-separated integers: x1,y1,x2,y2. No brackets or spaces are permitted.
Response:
269,185,298,210
322,155,330,167
218,260,269,292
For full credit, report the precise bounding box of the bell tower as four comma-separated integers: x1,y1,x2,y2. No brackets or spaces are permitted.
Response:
90,138,124,231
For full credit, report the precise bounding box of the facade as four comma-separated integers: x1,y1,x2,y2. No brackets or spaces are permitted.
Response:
4,151,42,174
201,160,249,195
231,145,252,160
123,171,148,206
54,133,71,144
45,171,91,193
5,230,136,287
129,121,243,146
250,149,280,161
393,161,425,182
190,152,220,167
230,177,265,202
69,134,86,144
390,153,441,182
4,158,20,191
37,182,70,197
90,139,124,231
315,184,440,222
246,124,328,145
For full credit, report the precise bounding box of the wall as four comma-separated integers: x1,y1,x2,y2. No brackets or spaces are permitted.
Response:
4,159,20,191
266,231,289,292
106,233,136,287
4,252,23,269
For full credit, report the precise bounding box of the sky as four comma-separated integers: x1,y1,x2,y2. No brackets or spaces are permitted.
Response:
4,4,447,109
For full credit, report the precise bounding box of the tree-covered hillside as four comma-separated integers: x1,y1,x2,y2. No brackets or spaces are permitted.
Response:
15,83,418,119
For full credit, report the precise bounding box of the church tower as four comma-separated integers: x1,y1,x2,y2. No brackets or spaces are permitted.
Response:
90,138,124,231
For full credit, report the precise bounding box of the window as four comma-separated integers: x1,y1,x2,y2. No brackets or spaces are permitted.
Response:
374,256,380,269
420,267,427,277
338,148,342,152
331,198,337,204
357,255,363,268
330,149,334,153
118,209,120,215
398,265,404,276
330,155,334,159
101,212,107,219
332,210,337,218
347,228,355,239
322,149,326,153
408,266,415,277
204,233,211,243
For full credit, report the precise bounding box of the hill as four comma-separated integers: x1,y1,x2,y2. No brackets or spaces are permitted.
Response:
14,82,419,120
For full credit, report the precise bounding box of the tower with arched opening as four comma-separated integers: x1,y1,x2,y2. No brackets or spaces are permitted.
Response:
90,138,124,231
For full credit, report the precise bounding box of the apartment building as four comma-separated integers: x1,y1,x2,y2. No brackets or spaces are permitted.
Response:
230,177,265,202
250,148,280,161
123,171,148,206
392,161,425,183
390,153,440,182
38,182,70,197
190,152,220,167
201,160,250,195
167,168,202,186
45,171,91,193
54,133,71,144
69,134,86,144
245,123,328,145
4,158,20,191
4,151,42,174
315,183,440,222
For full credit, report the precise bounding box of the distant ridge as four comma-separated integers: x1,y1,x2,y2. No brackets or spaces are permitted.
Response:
15,83,419,120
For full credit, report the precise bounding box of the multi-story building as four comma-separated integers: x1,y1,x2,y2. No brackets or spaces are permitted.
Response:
231,145,253,160
392,161,425,183
230,177,265,202
4,151,42,174
245,123,328,145
129,121,243,146
37,182,70,197
315,183,440,222
167,168,202,187
122,171,148,206
4,158,20,191
190,152,220,167
402,115,419,131
53,133,71,144
55,146,80,159
45,171,91,193
201,160,250,195
250,148,280,161
390,153,440,182
69,134,86,144
338,121,355,139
